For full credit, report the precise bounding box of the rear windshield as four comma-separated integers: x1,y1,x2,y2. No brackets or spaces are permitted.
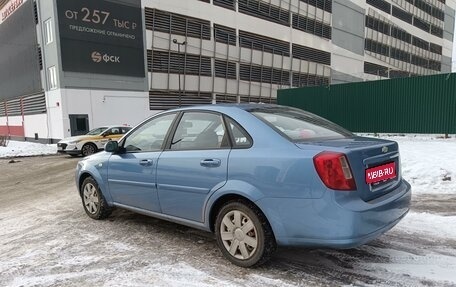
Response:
251,108,353,142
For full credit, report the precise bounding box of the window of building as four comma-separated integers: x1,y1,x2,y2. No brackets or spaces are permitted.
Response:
44,18,53,44
47,66,57,90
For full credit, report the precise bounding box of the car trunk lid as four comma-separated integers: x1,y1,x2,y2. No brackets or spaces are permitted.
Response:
296,136,401,202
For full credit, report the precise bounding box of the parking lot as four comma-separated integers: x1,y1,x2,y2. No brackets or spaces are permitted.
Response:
1,155,455,287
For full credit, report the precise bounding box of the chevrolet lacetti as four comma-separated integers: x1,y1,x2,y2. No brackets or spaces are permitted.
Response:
75,104,411,267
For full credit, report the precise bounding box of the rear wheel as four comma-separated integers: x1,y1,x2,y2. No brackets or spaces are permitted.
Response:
81,143,97,156
215,201,276,267
81,177,112,220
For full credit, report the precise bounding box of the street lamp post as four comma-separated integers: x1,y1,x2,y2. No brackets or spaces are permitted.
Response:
173,39,186,107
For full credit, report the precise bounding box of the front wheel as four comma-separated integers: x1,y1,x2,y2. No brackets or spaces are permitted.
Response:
215,201,276,267
81,177,112,220
81,143,97,156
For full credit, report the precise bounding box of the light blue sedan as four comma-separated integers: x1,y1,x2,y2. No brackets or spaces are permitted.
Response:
75,104,411,267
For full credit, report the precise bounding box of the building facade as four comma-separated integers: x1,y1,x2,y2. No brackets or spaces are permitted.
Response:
0,0,455,142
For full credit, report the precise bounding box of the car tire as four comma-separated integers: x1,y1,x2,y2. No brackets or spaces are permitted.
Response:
81,143,97,156
81,177,112,220
215,200,276,267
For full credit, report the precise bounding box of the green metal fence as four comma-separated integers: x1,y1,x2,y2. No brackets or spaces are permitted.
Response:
277,73,456,134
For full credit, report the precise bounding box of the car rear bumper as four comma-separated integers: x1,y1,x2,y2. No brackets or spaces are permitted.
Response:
256,179,411,248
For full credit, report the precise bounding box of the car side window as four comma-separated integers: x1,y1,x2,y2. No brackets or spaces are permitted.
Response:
108,128,120,135
170,112,227,150
225,117,252,148
123,113,176,152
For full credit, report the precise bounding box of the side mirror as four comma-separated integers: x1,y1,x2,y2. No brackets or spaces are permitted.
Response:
104,141,119,153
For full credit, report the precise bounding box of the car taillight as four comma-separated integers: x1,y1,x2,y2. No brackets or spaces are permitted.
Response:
313,151,356,191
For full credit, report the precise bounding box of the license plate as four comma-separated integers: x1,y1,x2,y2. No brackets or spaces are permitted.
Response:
365,162,396,184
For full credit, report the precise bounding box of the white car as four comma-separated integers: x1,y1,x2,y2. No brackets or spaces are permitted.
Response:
57,126,131,157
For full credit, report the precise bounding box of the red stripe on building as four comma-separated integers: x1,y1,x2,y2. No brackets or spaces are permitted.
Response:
0,125,24,136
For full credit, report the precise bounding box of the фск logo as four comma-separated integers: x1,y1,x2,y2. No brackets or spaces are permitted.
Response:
91,51,120,63
91,51,102,63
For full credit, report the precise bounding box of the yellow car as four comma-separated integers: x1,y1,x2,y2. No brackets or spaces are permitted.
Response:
57,126,131,157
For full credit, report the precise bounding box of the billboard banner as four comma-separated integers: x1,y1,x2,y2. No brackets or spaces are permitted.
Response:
56,0,145,77
0,0,41,101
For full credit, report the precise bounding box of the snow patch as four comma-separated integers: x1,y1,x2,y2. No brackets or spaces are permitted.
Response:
0,140,57,158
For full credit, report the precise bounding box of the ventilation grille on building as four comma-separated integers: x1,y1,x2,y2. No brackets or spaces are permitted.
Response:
365,39,389,57
215,59,237,79
299,0,333,13
366,15,391,35
239,30,290,56
38,46,43,70
366,0,391,14
390,47,411,62
292,73,329,87
238,0,290,26
213,0,235,10
413,17,430,32
431,25,443,37
22,94,46,115
430,43,442,55
148,50,212,76
292,14,331,39
33,1,38,24
240,64,290,85
214,24,236,45
5,99,21,116
412,36,429,50
149,90,212,110
240,95,277,104
364,61,389,77
391,26,411,43
392,6,413,24
145,8,211,40
292,44,331,65
216,94,238,103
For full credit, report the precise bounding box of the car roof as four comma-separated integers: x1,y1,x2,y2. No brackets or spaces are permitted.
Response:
169,103,286,113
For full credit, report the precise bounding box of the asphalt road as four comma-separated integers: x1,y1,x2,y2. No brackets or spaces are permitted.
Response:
1,155,455,287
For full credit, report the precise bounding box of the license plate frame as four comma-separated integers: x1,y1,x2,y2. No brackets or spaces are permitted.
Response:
365,162,396,184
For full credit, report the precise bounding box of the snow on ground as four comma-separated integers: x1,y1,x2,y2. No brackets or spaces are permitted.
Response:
0,140,57,158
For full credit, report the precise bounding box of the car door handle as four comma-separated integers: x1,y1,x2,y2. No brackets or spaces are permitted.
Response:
139,159,153,166
200,159,221,168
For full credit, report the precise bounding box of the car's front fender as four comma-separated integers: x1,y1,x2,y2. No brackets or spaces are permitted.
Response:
76,155,113,203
